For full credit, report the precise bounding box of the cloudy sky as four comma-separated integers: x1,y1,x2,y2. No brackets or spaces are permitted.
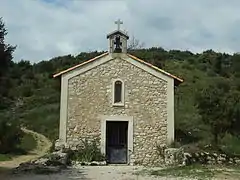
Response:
1,0,240,63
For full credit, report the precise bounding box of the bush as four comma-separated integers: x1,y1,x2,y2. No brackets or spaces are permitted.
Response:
19,133,37,152
0,120,24,154
68,139,105,162
219,133,240,156
49,140,56,153
0,154,12,161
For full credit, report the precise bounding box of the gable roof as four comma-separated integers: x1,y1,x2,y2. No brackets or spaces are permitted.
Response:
107,30,129,39
127,54,183,83
53,53,183,84
53,52,109,78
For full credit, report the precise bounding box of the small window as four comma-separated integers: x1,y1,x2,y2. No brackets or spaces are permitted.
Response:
114,81,122,103
112,79,124,106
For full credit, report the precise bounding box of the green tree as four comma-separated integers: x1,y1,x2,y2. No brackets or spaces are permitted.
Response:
0,118,23,153
196,83,232,145
0,17,16,108
0,17,16,76
0,17,23,154
227,90,240,135
214,54,222,74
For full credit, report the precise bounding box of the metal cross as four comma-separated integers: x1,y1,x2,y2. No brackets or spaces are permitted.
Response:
115,19,123,31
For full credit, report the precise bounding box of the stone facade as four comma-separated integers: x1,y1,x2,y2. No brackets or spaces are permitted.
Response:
66,57,168,165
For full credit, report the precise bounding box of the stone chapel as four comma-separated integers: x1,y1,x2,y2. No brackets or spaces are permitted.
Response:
53,20,183,165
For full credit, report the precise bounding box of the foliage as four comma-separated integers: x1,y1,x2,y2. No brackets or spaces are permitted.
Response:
219,133,240,156
127,35,145,50
195,83,231,144
0,17,16,76
156,144,166,159
0,154,12,161
19,133,37,153
68,140,105,162
0,131,36,159
0,17,240,155
0,119,24,154
195,78,240,145
141,165,240,180
0,17,23,155
150,164,214,180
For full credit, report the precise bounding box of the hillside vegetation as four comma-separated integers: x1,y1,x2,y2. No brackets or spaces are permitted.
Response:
0,17,240,156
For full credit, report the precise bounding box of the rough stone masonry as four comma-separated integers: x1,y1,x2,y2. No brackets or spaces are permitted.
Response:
66,57,168,165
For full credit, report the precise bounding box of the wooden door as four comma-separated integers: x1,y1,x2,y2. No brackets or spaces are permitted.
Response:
106,121,128,164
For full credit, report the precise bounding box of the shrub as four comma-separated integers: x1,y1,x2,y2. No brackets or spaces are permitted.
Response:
19,133,37,152
68,139,105,162
219,133,240,156
0,119,24,154
0,154,12,161
169,141,182,148
156,144,166,159
49,140,57,153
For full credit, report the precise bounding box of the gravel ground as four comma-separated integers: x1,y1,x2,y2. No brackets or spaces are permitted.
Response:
1,166,193,180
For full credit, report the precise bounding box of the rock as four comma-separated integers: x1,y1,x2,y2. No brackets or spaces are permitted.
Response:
71,161,107,167
213,153,218,157
205,152,210,155
184,152,191,158
183,152,192,166
14,162,62,174
235,158,240,164
33,158,49,165
99,161,107,166
164,148,184,166
229,158,234,164
217,154,227,164
13,151,70,174
50,151,68,166
180,151,240,166
90,161,98,166
54,139,65,151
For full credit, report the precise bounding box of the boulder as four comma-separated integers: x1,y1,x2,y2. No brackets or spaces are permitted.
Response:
49,151,68,166
14,162,61,174
54,139,66,152
164,148,184,166
14,151,69,174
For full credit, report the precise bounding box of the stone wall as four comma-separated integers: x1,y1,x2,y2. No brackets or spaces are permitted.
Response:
162,147,240,166
184,151,240,165
66,57,168,165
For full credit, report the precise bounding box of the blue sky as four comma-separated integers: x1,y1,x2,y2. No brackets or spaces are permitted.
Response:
1,0,240,62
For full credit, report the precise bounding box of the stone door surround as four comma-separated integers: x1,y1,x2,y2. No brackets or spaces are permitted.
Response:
100,115,133,164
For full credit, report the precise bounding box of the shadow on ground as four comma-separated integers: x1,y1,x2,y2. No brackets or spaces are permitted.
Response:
0,168,89,180
0,166,14,180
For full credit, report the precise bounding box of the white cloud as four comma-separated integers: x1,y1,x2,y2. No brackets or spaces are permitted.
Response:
1,0,240,62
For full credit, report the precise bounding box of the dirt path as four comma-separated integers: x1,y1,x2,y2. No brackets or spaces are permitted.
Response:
78,166,185,180
2,165,240,180
0,128,52,169
0,166,194,180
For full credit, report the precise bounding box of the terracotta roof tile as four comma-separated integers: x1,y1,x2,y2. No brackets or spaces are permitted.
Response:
53,52,109,78
127,54,183,83
53,52,183,84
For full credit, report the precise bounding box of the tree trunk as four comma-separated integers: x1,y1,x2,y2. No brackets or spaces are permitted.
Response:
213,131,218,146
